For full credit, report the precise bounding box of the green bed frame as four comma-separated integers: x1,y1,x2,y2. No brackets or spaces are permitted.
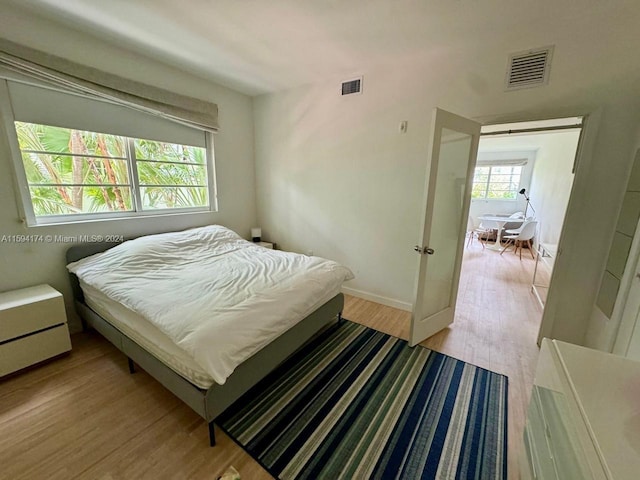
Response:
66,242,344,446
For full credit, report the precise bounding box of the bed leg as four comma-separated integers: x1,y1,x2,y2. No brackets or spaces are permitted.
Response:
338,312,344,324
208,421,216,447
127,357,136,374
81,318,88,332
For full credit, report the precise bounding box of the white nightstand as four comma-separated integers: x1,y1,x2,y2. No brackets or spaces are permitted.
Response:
0,284,71,376
255,241,274,249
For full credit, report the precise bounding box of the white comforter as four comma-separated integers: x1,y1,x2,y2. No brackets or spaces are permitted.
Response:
67,225,354,385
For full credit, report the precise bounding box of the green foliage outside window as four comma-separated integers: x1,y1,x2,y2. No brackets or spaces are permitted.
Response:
15,122,208,217
471,165,522,200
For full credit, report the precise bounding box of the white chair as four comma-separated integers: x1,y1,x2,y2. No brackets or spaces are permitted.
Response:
466,216,491,248
503,211,526,232
466,216,474,246
500,220,538,259
505,216,535,235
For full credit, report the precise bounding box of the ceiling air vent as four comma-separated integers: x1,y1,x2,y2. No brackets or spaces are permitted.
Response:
505,46,554,91
341,76,362,95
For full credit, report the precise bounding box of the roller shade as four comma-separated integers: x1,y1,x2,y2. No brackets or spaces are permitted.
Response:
0,37,218,133
7,81,206,147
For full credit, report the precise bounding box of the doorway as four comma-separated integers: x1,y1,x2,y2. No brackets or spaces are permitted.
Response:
409,113,586,347
463,117,583,339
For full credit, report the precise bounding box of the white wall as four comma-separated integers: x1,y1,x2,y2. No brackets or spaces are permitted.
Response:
586,127,640,352
254,75,426,311
0,22,257,332
528,131,580,246
254,61,640,345
540,105,640,346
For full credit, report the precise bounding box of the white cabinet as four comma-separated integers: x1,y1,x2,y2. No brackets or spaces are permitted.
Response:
0,284,71,376
521,339,640,479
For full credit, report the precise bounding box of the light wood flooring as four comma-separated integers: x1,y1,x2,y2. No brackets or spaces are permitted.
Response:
345,241,542,480
0,242,541,479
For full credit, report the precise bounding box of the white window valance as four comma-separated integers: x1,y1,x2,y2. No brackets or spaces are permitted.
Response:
0,38,219,132
476,158,528,167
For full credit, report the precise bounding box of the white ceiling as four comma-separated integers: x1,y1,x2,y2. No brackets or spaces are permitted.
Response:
1,0,640,97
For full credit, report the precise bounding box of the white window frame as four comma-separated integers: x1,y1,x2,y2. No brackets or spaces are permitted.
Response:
0,83,217,227
471,164,523,200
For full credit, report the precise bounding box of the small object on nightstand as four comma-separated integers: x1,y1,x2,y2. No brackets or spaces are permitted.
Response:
0,284,71,377
256,241,274,249
251,227,262,242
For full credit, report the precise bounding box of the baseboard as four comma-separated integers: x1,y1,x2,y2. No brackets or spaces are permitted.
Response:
341,287,413,312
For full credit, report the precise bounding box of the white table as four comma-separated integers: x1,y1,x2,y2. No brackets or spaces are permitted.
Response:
478,215,524,251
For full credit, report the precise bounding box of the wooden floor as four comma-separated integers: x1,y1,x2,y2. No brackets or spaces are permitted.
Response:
0,241,541,479
346,241,542,480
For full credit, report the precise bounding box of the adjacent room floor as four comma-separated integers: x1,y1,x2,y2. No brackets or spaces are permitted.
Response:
0,242,541,479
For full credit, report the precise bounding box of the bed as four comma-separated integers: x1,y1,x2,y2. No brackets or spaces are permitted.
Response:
66,225,353,446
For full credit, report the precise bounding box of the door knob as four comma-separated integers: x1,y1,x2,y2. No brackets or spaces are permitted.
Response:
414,246,435,255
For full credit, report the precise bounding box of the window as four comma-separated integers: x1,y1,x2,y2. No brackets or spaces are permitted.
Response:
2,79,216,226
471,165,523,199
14,121,213,222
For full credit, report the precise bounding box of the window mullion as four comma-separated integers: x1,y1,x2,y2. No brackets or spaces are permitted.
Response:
485,167,492,199
126,138,143,212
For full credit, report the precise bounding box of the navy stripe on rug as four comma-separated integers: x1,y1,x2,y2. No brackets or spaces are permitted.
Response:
217,321,508,480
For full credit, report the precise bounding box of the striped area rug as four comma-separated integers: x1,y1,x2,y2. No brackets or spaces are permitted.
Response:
217,321,508,479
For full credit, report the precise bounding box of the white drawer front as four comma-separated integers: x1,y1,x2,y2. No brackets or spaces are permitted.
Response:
0,324,71,376
523,388,560,479
0,295,67,342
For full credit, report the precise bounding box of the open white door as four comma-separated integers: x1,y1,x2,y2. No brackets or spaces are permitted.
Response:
409,108,481,347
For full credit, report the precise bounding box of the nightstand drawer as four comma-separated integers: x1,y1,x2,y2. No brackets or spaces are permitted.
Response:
0,285,67,342
0,323,71,376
